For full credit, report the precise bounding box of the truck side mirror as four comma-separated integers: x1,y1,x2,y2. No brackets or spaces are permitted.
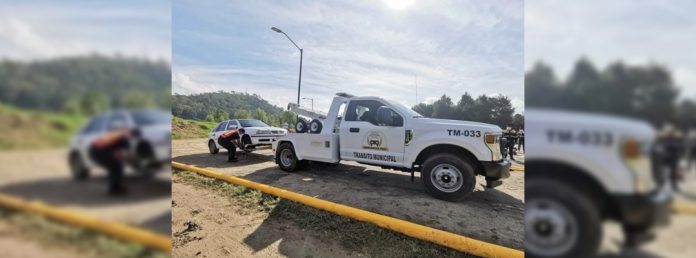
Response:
376,106,395,126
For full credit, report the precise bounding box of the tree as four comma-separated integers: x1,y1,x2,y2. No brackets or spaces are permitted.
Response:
254,108,268,124
234,109,252,119
431,95,455,119
526,61,560,108
411,92,518,128
512,114,524,130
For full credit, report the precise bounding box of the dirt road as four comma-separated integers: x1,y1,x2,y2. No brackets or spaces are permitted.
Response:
172,138,525,250
172,178,361,258
598,172,696,257
0,148,172,234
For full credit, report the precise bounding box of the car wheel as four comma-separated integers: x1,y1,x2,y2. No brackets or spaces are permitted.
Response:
276,142,305,172
208,140,219,154
525,178,601,258
309,119,323,134
133,143,158,179
69,152,90,181
421,153,475,201
296,119,308,133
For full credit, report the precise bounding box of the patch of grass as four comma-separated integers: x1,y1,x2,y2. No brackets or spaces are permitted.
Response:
171,116,217,140
0,208,168,258
0,103,86,150
173,169,473,258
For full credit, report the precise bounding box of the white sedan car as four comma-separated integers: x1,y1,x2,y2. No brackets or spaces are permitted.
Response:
68,110,172,180
207,119,287,154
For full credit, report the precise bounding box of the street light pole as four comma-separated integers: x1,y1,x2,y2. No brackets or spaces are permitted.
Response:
302,97,314,111
271,27,303,106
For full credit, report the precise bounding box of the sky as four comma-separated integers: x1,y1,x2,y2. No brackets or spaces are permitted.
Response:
173,0,524,113
0,0,170,61
526,0,696,99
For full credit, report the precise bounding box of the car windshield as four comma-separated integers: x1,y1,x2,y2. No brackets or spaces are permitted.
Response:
131,110,171,126
238,119,269,127
390,102,425,118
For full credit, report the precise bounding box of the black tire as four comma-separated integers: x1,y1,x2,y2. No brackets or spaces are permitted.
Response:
309,119,323,134
421,153,476,201
525,178,601,258
208,140,219,154
241,135,253,150
276,142,305,172
69,152,90,181
133,143,158,179
296,119,308,133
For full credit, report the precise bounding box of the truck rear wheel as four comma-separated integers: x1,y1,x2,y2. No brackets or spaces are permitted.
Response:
277,142,304,172
421,153,475,201
525,178,601,258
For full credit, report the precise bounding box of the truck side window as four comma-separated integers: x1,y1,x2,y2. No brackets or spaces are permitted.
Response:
345,100,388,125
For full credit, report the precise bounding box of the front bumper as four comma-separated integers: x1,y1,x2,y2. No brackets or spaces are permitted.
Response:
250,135,283,146
481,159,511,179
615,185,672,228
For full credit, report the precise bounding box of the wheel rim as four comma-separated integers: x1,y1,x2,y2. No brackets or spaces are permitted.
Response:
280,148,294,167
525,198,579,256
209,141,216,152
310,122,318,132
430,164,464,192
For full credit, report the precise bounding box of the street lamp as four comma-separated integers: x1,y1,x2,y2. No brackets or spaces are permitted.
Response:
302,97,314,111
271,26,303,106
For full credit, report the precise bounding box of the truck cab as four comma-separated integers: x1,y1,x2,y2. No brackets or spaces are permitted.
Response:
272,93,510,201
524,108,672,258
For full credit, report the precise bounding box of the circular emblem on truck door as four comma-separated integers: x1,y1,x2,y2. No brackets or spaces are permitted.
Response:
363,130,387,150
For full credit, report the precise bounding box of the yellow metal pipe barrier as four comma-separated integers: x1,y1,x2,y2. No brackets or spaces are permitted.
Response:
673,200,696,215
0,192,171,253
172,161,523,258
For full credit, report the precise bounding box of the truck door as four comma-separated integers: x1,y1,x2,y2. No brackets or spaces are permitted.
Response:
339,100,406,166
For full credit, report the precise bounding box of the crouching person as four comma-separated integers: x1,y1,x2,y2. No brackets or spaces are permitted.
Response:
218,128,245,162
89,129,132,196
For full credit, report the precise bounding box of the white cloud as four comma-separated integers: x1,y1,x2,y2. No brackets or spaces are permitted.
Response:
526,0,696,98
0,1,170,61
174,0,524,113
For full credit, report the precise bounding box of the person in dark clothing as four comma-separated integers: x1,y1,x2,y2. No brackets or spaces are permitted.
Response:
218,128,244,162
503,126,517,161
657,125,684,192
88,129,132,195
517,129,524,153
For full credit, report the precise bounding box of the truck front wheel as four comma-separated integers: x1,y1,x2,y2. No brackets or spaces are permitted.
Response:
277,143,304,172
525,178,601,258
421,153,476,201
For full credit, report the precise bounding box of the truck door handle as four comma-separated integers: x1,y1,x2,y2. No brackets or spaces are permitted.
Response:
349,128,360,133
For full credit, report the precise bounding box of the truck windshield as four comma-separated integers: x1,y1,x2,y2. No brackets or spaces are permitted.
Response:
239,119,269,127
392,103,425,118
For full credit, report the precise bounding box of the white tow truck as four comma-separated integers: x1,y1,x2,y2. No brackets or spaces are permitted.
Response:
271,93,511,201
525,109,672,258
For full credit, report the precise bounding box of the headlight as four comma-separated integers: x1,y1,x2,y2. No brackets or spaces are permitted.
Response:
256,130,271,135
621,138,655,193
484,132,502,161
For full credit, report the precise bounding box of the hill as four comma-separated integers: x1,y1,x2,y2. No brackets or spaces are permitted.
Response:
0,55,171,115
0,104,86,150
172,91,296,127
172,116,217,140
